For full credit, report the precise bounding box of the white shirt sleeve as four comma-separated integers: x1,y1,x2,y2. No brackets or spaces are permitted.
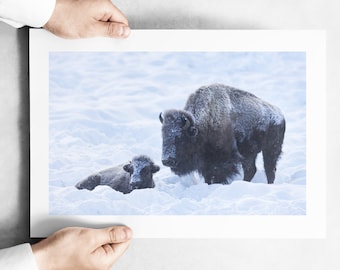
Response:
0,243,39,270
0,0,55,28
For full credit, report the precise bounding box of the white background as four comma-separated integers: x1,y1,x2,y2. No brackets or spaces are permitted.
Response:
0,0,339,269
29,30,325,238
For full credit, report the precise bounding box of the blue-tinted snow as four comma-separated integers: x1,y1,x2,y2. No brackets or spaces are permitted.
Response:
49,51,306,215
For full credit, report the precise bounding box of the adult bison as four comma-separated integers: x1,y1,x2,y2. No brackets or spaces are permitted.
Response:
75,155,160,194
159,84,285,184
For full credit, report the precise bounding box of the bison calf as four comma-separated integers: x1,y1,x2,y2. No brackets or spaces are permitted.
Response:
159,84,285,184
75,155,160,194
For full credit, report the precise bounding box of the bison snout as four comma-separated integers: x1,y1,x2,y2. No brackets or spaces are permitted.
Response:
130,182,139,190
162,157,177,168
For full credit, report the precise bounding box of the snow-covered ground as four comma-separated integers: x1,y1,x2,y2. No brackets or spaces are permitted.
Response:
49,51,306,215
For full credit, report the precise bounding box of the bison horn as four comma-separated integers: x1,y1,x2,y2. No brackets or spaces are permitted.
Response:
181,115,191,130
159,112,164,124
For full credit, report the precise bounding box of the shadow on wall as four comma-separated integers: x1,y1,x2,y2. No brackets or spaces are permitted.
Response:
129,12,262,29
0,24,30,248
17,26,30,246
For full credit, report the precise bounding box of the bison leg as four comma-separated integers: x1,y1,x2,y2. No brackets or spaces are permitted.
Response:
263,160,276,183
202,160,239,185
262,123,285,184
75,174,101,190
241,154,257,182
202,170,220,185
263,145,282,184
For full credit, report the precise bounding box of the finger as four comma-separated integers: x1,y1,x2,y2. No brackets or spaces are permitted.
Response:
94,21,131,38
93,240,131,267
106,22,131,38
106,241,131,258
108,226,133,243
97,1,129,26
92,226,133,248
110,240,131,259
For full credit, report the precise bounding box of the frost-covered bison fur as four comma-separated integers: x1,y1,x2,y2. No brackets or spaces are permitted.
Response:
75,155,160,194
159,84,285,184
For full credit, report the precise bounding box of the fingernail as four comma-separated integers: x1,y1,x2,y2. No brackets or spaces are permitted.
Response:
111,226,133,241
122,227,132,240
121,25,130,38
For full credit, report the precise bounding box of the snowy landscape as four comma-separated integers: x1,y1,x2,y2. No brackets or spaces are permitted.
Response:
49,51,306,215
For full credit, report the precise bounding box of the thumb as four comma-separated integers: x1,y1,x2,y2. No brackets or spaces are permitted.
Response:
95,21,131,38
92,226,133,248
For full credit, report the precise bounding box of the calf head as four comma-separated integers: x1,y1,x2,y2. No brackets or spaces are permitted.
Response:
123,155,160,190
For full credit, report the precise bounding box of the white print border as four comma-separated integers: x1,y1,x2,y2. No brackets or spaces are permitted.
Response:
30,29,326,238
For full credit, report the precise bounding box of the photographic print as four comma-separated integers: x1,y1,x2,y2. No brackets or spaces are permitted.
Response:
30,30,326,238
49,51,304,215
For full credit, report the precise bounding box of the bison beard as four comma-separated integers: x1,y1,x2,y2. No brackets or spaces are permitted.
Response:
160,84,285,185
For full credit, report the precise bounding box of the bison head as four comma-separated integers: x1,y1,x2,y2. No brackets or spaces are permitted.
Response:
123,155,160,190
159,109,198,175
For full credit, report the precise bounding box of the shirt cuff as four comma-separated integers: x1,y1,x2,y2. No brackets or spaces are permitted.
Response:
0,0,56,28
0,243,39,270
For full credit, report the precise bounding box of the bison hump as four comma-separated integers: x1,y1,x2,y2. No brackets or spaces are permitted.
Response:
184,84,233,130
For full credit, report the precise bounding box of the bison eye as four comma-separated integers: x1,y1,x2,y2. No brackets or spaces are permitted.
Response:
188,126,198,137
181,116,191,129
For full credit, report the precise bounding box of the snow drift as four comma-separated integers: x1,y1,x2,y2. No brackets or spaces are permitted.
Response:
49,51,306,215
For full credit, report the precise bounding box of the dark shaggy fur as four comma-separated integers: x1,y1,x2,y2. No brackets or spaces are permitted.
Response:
75,155,160,194
159,84,285,184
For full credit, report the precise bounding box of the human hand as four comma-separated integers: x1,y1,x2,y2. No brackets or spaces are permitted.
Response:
43,0,130,39
32,226,133,270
